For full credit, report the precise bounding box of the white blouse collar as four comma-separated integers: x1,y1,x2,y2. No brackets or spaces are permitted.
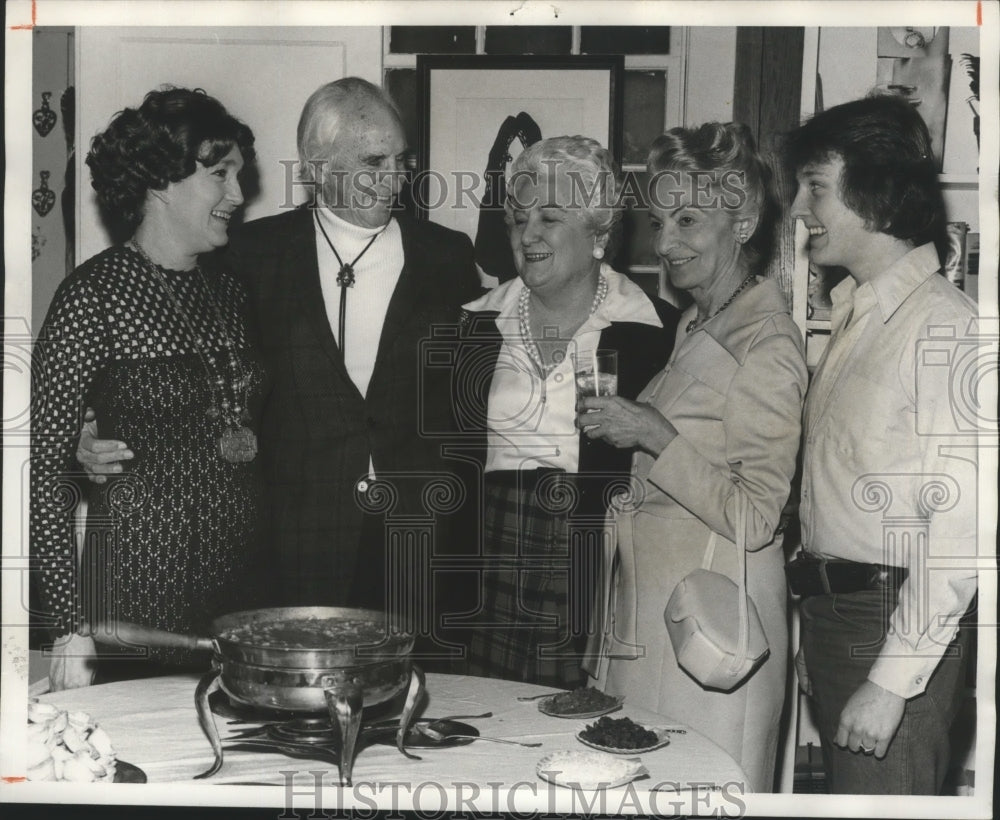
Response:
463,264,663,328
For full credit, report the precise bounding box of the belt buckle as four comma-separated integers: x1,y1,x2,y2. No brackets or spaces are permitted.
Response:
871,566,896,588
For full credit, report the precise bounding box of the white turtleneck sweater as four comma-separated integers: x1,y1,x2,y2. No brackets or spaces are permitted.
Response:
314,207,405,399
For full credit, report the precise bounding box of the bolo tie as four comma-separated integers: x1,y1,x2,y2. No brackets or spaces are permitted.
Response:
315,212,387,353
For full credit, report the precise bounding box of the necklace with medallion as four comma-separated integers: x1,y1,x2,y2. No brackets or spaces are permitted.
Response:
686,273,756,334
128,240,257,463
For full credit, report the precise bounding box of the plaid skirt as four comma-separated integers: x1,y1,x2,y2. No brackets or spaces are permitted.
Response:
466,470,607,688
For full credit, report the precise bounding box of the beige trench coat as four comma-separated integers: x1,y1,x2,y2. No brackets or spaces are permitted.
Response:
584,279,807,792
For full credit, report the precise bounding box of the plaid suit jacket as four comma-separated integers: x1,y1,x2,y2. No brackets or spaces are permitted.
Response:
225,207,480,607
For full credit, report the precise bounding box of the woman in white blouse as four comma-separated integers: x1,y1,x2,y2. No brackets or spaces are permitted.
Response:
457,136,680,688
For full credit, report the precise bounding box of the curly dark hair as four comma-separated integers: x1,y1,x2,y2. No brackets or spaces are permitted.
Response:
86,87,255,239
784,93,946,256
647,122,779,273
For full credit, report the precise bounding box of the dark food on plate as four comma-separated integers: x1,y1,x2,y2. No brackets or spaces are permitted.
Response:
219,617,387,648
579,716,659,749
545,687,620,714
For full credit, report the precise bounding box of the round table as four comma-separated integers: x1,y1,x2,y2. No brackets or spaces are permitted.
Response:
35,672,750,813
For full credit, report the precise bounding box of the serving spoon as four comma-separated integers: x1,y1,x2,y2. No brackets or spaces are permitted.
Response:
516,692,562,702
415,724,542,748
365,711,494,728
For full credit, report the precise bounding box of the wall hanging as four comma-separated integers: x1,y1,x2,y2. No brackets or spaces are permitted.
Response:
33,91,57,137
33,170,55,217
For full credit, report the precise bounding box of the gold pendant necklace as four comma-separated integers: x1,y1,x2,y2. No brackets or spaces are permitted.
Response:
128,241,257,463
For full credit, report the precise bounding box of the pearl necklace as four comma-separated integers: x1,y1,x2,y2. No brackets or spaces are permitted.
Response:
686,273,756,334
518,274,608,375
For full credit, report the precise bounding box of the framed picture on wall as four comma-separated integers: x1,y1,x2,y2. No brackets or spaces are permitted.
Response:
415,55,623,282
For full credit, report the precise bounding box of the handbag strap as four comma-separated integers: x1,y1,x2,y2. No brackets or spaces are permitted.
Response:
730,488,751,673
701,532,718,570
697,489,752,673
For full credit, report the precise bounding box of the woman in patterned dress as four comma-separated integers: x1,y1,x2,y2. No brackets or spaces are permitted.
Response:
30,87,265,690
458,136,680,687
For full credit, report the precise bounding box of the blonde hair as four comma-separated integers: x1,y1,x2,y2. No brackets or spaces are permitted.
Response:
504,136,623,244
648,122,778,269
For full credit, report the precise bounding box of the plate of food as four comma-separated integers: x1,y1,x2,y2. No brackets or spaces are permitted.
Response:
537,688,623,719
576,716,672,755
536,749,648,790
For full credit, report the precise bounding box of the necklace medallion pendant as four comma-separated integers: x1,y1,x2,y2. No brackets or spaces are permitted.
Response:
219,426,258,463
337,264,356,287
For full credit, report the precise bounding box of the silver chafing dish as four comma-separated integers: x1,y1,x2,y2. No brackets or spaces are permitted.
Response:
101,607,425,785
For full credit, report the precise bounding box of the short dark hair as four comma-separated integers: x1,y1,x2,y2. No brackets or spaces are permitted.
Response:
785,94,946,253
86,87,255,239
647,121,779,273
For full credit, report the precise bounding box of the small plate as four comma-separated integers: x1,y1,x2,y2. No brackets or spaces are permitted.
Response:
536,750,647,790
114,761,147,783
538,694,624,719
373,720,480,748
576,727,672,755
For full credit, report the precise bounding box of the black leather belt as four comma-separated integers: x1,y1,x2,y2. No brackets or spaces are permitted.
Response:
785,551,908,598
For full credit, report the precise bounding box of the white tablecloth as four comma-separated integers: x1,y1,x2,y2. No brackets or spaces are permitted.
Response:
37,673,750,812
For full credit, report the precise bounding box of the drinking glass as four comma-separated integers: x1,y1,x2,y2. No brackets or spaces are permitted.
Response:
573,349,618,402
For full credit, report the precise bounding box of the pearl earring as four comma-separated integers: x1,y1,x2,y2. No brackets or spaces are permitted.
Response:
593,246,605,260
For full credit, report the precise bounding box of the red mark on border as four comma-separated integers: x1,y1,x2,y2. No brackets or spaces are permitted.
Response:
2,776,27,783
10,0,37,30
977,1,982,25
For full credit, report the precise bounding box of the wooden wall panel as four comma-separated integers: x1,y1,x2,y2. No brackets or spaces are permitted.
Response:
733,27,804,308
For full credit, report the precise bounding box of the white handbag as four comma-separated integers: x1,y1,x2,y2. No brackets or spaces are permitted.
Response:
663,490,769,691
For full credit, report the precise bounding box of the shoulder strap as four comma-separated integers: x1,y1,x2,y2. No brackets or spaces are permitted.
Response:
730,489,751,672
699,490,751,672
701,532,718,570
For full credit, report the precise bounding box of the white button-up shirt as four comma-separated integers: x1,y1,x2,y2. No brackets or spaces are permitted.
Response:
462,265,663,474
801,243,980,698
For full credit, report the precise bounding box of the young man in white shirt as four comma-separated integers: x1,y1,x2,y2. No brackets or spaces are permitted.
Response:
787,94,979,795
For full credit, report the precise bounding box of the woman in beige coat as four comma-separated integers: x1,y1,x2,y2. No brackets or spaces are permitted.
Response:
577,123,807,792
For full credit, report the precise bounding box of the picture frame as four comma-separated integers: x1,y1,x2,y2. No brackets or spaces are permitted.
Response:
415,55,623,279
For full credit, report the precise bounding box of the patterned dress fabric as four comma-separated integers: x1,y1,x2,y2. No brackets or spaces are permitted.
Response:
30,245,265,666
467,473,603,689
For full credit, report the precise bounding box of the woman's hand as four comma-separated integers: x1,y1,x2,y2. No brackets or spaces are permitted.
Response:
48,633,97,691
576,396,678,457
76,408,132,484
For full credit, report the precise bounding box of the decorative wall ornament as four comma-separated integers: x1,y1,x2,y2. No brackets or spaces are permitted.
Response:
874,27,952,170
33,170,56,217
877,27,940,58
32,226,47,261
33,91,57,137
886,55,952,171
959,53,980,149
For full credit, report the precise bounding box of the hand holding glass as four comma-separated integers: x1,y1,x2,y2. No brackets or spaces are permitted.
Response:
574,350,618,400
575,350,617,434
